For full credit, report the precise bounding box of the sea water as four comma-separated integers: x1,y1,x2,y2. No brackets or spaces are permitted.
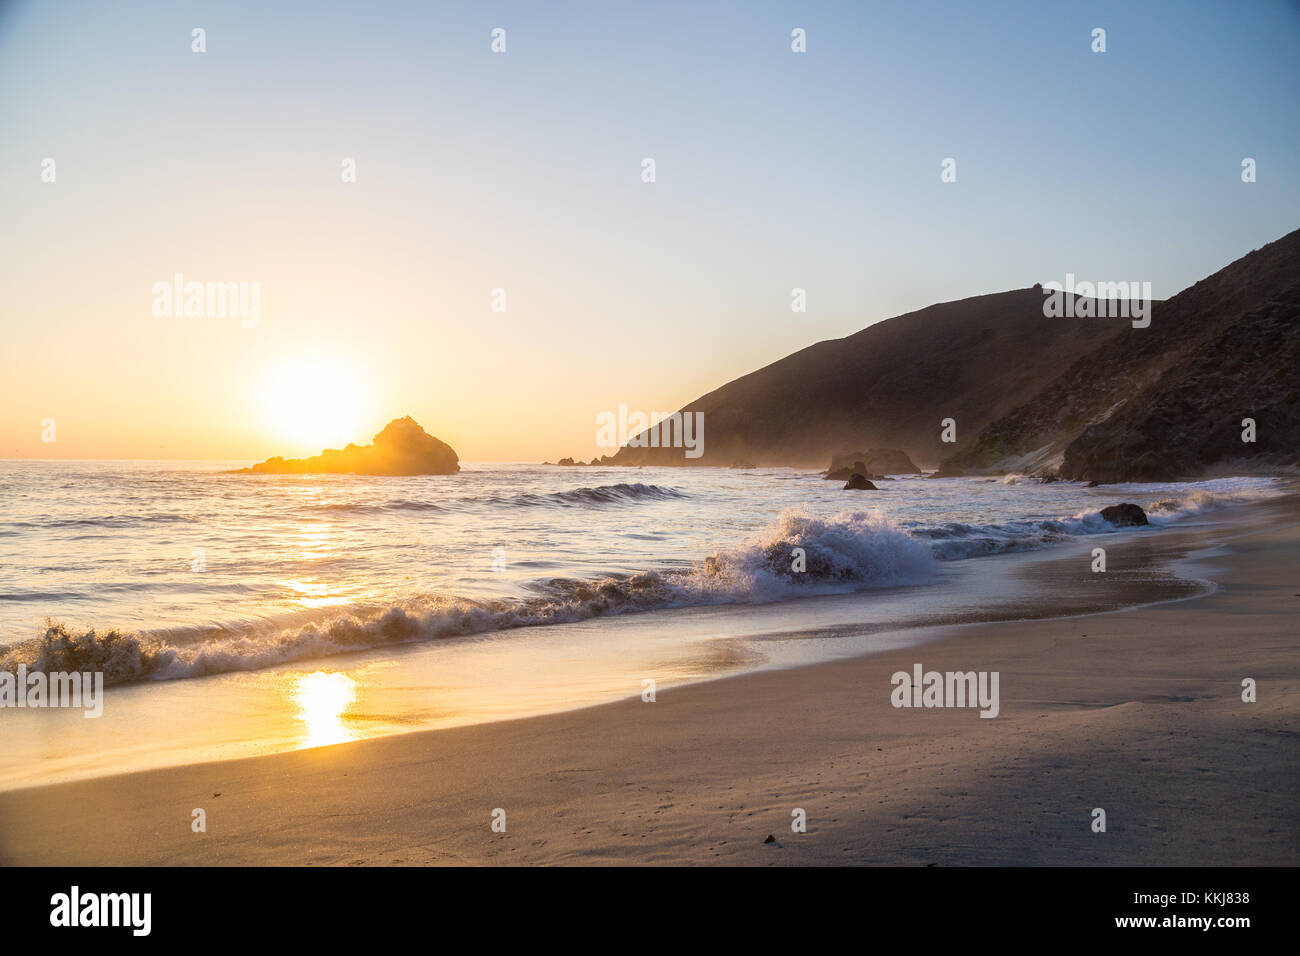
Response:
0,460,1280,786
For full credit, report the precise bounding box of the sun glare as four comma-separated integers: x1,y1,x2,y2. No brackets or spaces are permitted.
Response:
262,355,372,451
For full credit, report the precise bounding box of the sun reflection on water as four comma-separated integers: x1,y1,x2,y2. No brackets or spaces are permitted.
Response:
294,521,335,561
284,578,352,608
291,671,359,749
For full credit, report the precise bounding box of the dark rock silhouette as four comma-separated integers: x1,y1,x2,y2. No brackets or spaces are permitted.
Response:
945,228,1300,482
241,417,459,475
1100,503,1149,527
825,460,868,481
843,474,877,490
603,227,1299,481
831,449,920,475
825,449,919,480
608,287,1125,469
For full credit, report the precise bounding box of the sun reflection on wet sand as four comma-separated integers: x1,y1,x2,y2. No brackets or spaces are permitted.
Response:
291,671,359,749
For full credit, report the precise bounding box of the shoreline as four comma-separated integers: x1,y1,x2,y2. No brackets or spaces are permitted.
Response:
0,487,1266,792
1,494,1295,865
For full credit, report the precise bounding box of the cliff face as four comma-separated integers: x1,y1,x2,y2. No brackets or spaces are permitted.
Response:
943,229,1300,481
609,288,1130,469
243,417,460,475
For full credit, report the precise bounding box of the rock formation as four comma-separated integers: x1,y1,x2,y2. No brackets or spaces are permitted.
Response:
1100,503,1149,527
241,417,459,476
824,449,920,479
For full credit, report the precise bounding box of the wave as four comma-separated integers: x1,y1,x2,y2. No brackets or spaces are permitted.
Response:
1,513,197,530
311,483,687,515
0,509,934,685
2,481,1278,686
315,500,446,515
496,483,688,508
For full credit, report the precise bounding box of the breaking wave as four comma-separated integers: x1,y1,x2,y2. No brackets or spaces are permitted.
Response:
1,509,934,684
1,479,1279,686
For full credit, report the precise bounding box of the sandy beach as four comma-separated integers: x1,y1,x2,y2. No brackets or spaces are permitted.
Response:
2,495,1296,867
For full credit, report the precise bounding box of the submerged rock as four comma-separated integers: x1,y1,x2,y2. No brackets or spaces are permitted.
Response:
241,417,459,476
1100,502,1149,526
843,473,878,490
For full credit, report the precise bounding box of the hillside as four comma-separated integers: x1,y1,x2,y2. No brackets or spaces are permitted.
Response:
608,228,1300,482
609,289,1137,469
943,228,1300,480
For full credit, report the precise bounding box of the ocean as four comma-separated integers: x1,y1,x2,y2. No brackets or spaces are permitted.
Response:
0,461,1281,787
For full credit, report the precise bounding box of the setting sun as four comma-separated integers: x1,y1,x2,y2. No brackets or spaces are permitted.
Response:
261,355,373,452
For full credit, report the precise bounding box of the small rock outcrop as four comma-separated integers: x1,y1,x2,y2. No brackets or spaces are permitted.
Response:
825,459,868,481
843,473,878,490
825,449,920,480
241,417,459,476
1099,503,1149,526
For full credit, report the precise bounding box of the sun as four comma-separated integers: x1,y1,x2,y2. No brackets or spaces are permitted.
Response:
261,354,372,451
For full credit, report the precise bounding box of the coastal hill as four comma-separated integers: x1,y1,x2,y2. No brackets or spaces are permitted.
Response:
607,227,1299,482
608,288,1142,470
241,417,459,475
943,228,1300,481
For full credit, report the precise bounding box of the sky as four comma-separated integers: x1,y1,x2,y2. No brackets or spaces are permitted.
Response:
1,0,1298,461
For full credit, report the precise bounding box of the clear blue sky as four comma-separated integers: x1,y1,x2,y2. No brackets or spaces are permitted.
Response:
1,0,1298,458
